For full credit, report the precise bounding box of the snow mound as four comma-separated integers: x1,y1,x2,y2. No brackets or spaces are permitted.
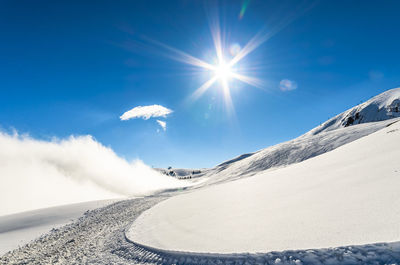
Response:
128,121,400,253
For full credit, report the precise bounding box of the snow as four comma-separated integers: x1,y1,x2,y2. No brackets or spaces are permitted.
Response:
156,168,209,179
0,199,117,255
3,196,400,264
306,87,400,136
197,118,398,186
128,120,400,254
197,87,400,185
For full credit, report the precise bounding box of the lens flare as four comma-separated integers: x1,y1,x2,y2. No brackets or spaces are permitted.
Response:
229,43,241,56
239,0,251,20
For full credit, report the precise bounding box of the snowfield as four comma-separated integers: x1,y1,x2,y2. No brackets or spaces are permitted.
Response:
0,199,117,255
2,196,400,265
128,120,400,254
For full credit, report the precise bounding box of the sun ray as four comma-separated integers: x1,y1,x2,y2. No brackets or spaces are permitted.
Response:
229,2,315,67
190,76,218,101
229,29,269,67
142,36,215,70
209,13,224,63
230,72,265,89
221,78,234,115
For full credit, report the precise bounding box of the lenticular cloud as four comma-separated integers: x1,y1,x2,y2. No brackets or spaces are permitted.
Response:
120,105,173,121
0,131,186,216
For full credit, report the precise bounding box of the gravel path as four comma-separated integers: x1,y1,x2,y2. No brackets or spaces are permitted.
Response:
1,195,400,265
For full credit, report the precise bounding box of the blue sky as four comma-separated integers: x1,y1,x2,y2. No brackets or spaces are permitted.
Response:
1,0,400,168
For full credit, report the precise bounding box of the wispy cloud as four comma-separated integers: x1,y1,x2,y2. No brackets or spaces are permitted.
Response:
369,70,384,81
279,79,298,91
120,105,173,121
157,120,167,131
0,131,187,216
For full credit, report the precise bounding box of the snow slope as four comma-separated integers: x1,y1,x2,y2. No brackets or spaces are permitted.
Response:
128,120,400,253
199,119,397,185
0,199,117,255
198,87,400,185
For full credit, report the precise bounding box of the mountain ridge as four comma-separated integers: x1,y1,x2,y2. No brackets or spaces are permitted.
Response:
196,87,400,185
305,87,400,136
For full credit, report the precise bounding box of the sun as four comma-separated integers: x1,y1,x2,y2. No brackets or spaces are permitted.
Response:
134,4,313,114
214,60,233,81
139,15,267,113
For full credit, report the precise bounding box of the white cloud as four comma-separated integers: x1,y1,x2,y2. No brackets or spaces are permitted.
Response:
0,131,187,216
279,79,298,91
120,105,173,121
156,120,167,131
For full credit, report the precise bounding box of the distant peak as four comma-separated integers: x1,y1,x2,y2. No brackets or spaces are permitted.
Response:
306,87,400,136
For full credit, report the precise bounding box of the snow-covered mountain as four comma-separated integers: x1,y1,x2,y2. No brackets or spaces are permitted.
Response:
306,87,400,136
196,87,400,185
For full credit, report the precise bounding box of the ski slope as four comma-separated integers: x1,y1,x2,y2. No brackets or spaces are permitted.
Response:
128,120,400,253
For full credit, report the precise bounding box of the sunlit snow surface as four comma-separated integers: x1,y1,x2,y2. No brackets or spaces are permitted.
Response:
196,87,400,185
0,199,117,255
129,120,400,254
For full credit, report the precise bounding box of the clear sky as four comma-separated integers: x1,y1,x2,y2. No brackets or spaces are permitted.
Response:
1,0,400,168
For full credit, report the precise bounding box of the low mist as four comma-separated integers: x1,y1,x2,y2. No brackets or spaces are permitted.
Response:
0,132,187,216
